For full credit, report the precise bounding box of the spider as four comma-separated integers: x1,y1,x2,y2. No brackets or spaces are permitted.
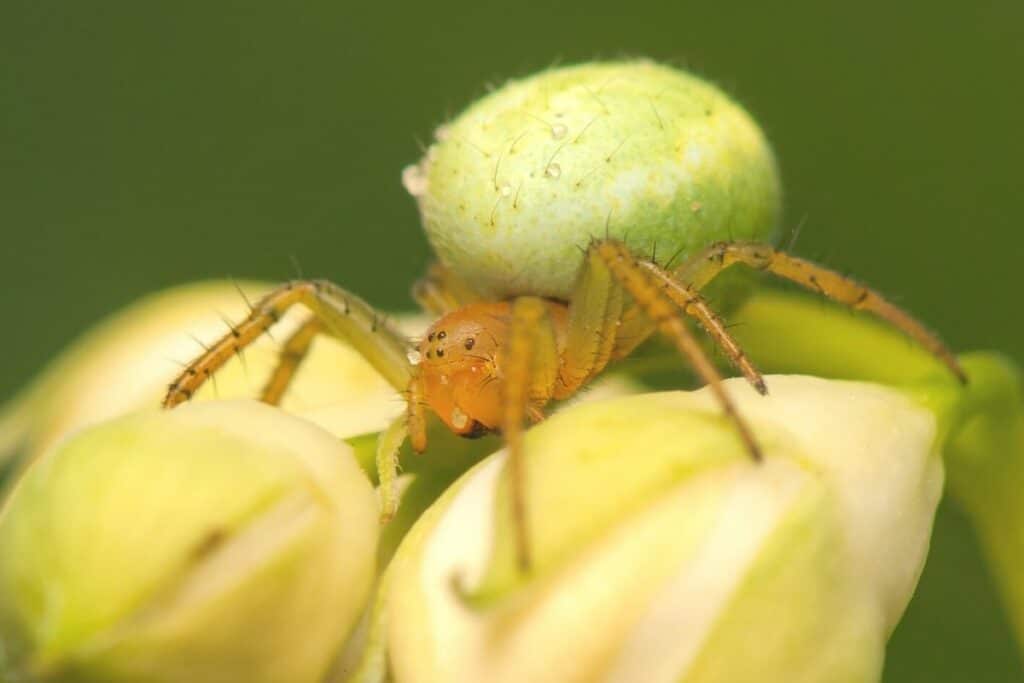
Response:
162,61,966,570
162,239,964,569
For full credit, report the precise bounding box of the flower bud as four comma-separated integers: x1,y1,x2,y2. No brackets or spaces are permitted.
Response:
383,376,942,683
0,400,378,683
404,60,781,300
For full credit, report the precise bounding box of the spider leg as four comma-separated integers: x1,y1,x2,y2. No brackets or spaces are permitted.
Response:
377,415,410,523
609,263,767,395
503,296,561,570
407,370,428,453
674,241,967,383
411,262,482,316
646,263,765,392
163,280,413,407
555,245,625,398
593,240,763,461
259,317,321,405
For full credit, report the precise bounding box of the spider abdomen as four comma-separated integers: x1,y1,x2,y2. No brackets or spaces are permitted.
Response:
404,60,781,301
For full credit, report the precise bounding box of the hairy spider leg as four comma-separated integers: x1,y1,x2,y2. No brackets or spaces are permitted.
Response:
377,415,410,523
497,241,764,569
163,280,413,408
610,264,768,394
594,240,764,461
641,262,767,394
476,249,633,569
501,297,561,570
674,242,967,383
260,317,321,405
554,245,625,398
163,280,422,532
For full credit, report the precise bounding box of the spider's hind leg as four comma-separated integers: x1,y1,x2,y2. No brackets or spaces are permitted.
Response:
675,242,967,383
164,279,423,528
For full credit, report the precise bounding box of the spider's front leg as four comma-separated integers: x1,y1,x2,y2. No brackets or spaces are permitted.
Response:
501,297,561,570
164,280,413,406
162,279,420,523
675,241,968,383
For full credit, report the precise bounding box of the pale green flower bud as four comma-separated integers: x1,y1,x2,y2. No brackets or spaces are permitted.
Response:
0,400,379,683
383,376,942,683
404,60,781,300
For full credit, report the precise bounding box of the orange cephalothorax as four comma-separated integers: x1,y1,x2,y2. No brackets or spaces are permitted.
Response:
416,301,569,436
416,302,510,435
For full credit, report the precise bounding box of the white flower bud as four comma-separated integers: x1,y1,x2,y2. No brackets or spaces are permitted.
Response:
384,376,942,683
0,400,379,683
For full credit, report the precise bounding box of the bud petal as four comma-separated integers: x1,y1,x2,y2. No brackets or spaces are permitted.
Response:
0,400,378,683
384,376,941,682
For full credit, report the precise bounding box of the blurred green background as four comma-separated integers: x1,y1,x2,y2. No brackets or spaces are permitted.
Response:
1,1,1021,680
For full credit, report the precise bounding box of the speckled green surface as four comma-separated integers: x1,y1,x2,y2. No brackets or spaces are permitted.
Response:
408,61,781,299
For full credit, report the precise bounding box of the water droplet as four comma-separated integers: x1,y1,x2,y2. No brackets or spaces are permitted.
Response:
451,406,470,430
406,349,422,366
551,123,568,139
545,163,562,179
499,183,513,196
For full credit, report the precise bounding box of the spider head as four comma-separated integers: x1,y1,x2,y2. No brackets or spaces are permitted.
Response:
416,303,510,436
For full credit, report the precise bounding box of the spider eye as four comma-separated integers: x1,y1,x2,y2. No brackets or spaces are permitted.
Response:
427,332,435,342
438,331,447,340
464,338,475,350
436,348,445,357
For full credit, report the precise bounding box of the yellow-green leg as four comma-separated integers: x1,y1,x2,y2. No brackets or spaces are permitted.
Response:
674,241,967,383
501,296,561,570
163,280,414,407
593,240,763,461
259,317,321,405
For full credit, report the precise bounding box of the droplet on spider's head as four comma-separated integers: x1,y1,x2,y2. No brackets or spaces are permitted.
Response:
451,406,470,430
407,349,423,366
